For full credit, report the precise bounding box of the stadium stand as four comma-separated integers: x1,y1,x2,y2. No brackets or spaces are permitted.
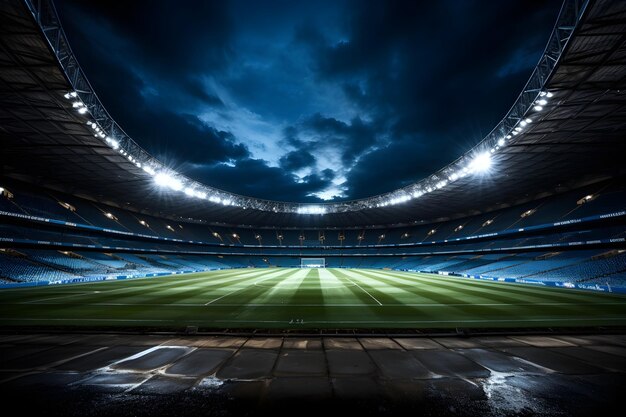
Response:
0,173,625,288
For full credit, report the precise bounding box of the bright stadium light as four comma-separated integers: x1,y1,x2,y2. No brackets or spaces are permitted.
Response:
537,99,548,106
77,107,88,114
105,137,119,149
525,118,532,123
469,152,492,174
297,205,327,214
154,172,183,191
142,165,156,175
534,105,543,111
497,138,505,146
546,92,554,98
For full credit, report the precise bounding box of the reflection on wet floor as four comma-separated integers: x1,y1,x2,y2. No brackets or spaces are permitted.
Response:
1,333,626,416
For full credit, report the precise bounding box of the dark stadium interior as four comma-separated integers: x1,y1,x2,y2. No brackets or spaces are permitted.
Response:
1,0,626,415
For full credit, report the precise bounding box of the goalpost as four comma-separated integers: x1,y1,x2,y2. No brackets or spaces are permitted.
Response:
301,258,325,268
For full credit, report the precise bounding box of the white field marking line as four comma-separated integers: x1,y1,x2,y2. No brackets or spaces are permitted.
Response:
204,268,296,305
4,317,626,324
371,269,626,300
333,270,383,306
9,301,626,308
21,267,266,297
25,268,277,305
318,268,356,290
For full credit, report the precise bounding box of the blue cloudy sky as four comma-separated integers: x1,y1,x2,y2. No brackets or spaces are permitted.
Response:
56,0,562,202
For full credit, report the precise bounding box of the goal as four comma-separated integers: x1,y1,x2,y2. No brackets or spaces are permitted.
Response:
301,258,325,268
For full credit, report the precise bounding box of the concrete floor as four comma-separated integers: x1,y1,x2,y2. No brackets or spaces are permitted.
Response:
1,332,626,416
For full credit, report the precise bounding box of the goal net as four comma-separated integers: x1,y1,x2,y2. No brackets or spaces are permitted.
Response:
301,258,325,268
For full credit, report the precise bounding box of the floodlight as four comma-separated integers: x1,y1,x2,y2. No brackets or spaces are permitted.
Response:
469,152,492,173
537,99,547,106
525,118,532,123
497,138,505,146
154,172,183,191
520,120,527,127
78,107,88,114
70,91,78,98
546,92,554,98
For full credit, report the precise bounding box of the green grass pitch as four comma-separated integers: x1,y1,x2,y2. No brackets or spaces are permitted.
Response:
1,268,626,329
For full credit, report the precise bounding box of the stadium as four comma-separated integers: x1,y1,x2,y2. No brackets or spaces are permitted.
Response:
0,0,625,415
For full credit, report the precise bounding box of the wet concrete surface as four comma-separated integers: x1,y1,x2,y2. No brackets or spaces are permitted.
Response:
0,332,625,416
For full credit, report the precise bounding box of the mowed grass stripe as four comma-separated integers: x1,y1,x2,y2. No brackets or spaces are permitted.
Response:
205,268,301,305
359,269,626,319
372,269,626,303
355,269,558,304
27,268,281,306
11,268,256,304
1,268,625,329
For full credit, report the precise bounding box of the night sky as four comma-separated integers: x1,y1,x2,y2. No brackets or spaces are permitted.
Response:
55,0,562,202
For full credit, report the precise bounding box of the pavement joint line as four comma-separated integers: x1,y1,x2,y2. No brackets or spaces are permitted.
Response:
42,346,110,370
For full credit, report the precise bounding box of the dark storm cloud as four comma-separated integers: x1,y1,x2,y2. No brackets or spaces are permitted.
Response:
187,159,334,202
279,151,316,171
55,0,562,201
295,0,561,197
300,114,380,166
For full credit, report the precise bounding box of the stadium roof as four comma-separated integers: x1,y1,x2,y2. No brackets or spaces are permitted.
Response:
1,0,625,228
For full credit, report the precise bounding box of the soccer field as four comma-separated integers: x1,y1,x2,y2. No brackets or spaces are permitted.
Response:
1,268,626,329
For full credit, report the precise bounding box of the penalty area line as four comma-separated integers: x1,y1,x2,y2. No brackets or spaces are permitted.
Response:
337,273,383,306
204,270,290,305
